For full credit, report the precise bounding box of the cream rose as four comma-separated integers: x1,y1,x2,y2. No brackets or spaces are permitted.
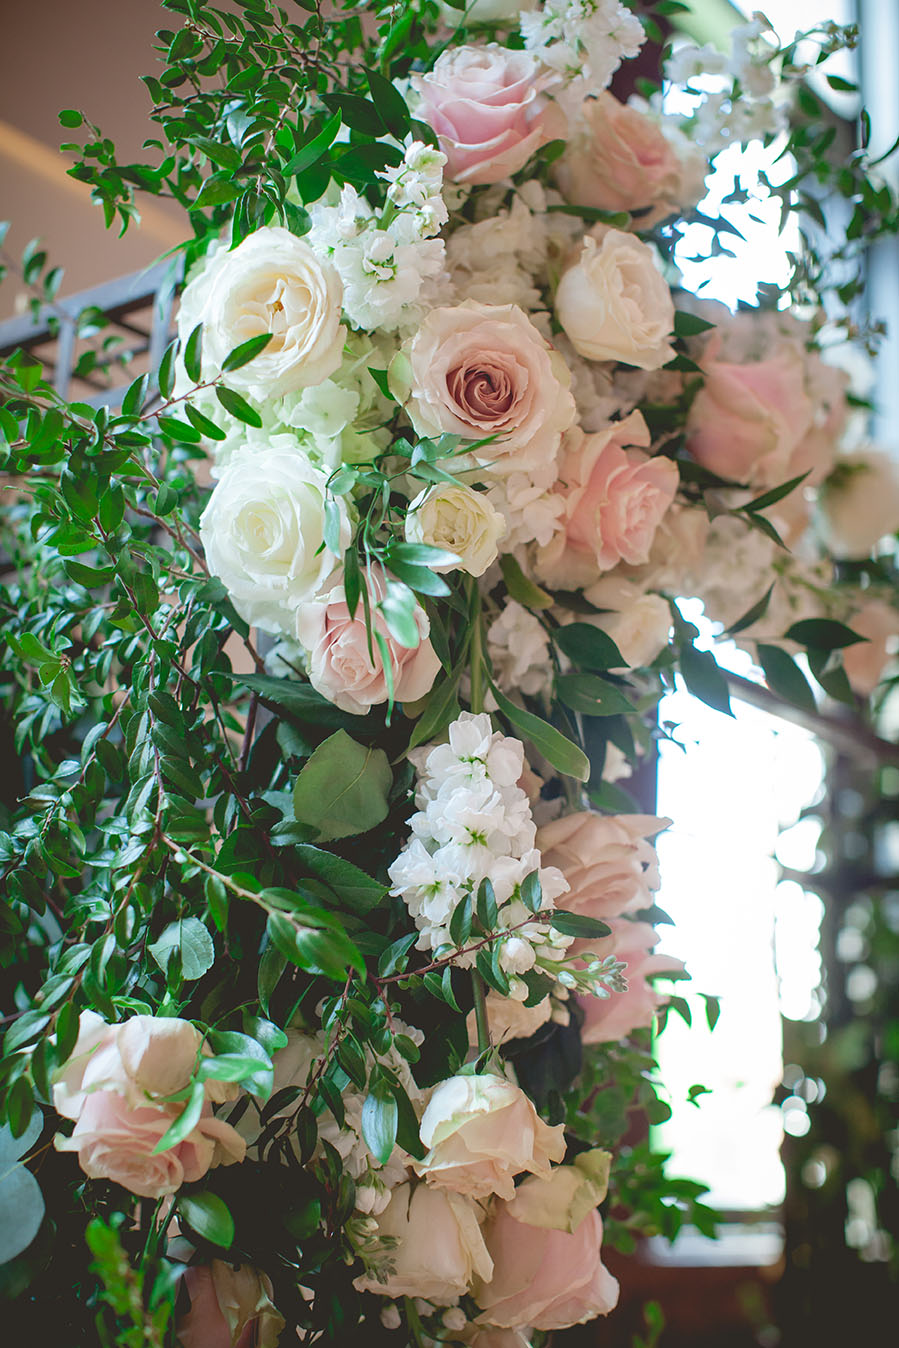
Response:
536,413,679,588
412,45,563,186
354,1181,493,1302
556,93,682,224
399,301,575,481
199,447,350,635
474,1159,619,1330
295,569,441,714
536,812,669,921
820,451,899,557
414,1073,564,1200
179,225,345,397
555,229,675,369
405,483,506,577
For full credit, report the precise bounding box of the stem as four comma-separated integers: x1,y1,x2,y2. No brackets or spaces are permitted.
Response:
471,969,491,1055
468,577,485,715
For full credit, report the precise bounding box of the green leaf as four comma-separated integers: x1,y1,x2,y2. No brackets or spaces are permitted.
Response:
183,323,203,383
406,672,461,752
193,175,241,208
741,472,809,514
679,644,733,716
215,385,263,427
0,1143,44,1262
556,674,634,717
184,401,227,440
378,932,417,977
293,845,387,914
550,911,612,939
266,912,363,980
756,644,817,714
157,338,179,399
723,584,774,637
148,918,215,981
221,332,273,373
449,893,472,947
283,111,343,176
379,581,421,650
489,682,589,782
785,619,866,651
361,1077,398,1166
552,623,625,670
236,673,353,728
476,877,498,931
178,1191,235,1249
293,730,392,842
521,870,542,914
673,310,716,337
499,554,553,610
154,1080,205,1153
365,67,411,138
59,109,83,129
806,647,854,704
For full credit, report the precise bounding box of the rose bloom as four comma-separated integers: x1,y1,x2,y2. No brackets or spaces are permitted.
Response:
555,229,675,370
820,450,899,558
400,300,575,480
686,350,815,487
536,413,678,588
406,483,507,577
574,918,685,1044
296,569,441,714
178,1263,284,1348
179,226,345,397
55,1091,245,1199
414,1073,564,1201
474,1166,619,1330
843,598,899,696
53,1011,234,1118
200,447,350,635
354,1182,493,1303
536,812,669,921
556,93,682,224
412,45,563,186
466,989,554,1048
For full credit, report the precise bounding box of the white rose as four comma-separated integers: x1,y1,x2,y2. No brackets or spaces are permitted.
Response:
555,229,675,370
354,1182,493,1303
406,484,506,577
821,450,899,557
182,225,345,397
414,1073,564,1200
200,447,350,635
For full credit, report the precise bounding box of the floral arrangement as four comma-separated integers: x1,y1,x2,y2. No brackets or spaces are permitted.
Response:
2,2,898,1345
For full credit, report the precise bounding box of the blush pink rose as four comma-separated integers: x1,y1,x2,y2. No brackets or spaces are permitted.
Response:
573,919,685,1044
55,1092,245,1199
686,351,815,487
535,811,669,920
474,1169,619,1330
556,93,681,223
842,599,899,696
536,413,678,588
412,45,564,186
295,569,441,715
178,1263,284,1348
400,300,575,482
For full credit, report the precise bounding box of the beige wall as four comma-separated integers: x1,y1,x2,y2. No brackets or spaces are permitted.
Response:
0,0,184,318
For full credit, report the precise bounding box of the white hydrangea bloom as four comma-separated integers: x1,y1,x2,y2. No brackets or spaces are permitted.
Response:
388,713,571,968
487,600,554,699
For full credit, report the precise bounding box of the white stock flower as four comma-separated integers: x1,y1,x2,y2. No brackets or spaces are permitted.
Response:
521,0,645,90
405,484,506,577
199,447,350,635
178,226,345,397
